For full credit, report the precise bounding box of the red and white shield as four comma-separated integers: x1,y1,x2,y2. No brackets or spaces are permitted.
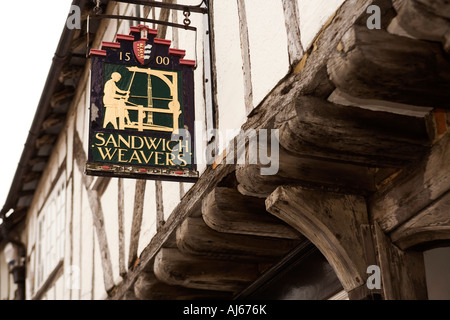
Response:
133,40,146,65
133,41,153,65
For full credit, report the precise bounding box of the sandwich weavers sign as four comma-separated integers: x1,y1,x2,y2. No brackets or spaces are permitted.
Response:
86,25,198,182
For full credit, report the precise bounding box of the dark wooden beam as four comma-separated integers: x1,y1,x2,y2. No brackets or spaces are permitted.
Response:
128,180,147,269
153,248,260,292
327,25,450,109
390,189,450,250
202,187,301,239
279,95,433,168
235,143,397,199
392,0,450,51
370,133,450,232
176,217,301,262
134,270,232,300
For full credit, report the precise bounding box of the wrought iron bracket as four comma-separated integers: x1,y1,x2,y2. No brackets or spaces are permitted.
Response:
112,0,208,14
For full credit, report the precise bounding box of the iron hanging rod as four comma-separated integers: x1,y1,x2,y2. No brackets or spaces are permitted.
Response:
112,0,208,14
91,14,197,31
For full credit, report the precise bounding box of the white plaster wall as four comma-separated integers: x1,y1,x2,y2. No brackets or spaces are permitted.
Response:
298,0,345,49
245,0,290,108
213,0,247,133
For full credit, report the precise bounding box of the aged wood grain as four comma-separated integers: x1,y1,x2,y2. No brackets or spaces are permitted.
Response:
134,270,232,300
110,164,236,299
327,25,450,109
236,0,254,114
117,178,126,277
390,189,450,250
392,0,450,51
73,131,115,293
281,0,304,65
128,180,147,269
236,143,389,199
153,248,260,292
374,222,428,299
266,185,370,293
176,217,301,262
279,95,433,168
371,133,450,232
202,187,301,239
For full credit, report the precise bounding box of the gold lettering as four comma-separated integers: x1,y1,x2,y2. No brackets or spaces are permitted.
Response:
132,136,144,149
156,56,170,65
97,147,117,160
139,150,154,164
129,150,142,163
177,154,188,167
155,152,163,165
118,135,131,148
105,134,118,148
125,52,131,61
118,149,128,162
179,140,190,153
166,140,177,152
143,137,162,150
95,133,105,146
166,152,175,166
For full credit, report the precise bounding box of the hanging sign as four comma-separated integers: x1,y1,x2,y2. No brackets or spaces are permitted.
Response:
86,25,198,182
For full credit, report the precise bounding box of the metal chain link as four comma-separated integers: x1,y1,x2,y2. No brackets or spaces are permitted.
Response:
183,10,191,26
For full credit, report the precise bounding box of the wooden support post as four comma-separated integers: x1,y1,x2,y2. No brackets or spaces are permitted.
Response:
374,222,428,300
73,131,115,294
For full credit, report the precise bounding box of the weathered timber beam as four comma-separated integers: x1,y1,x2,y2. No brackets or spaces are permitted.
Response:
176,217,301,262
128,180,146,269
266,185,373,295
327,25,450,109
153,248,260,292
109,164,236,299
374,222,428,299
202,187,301,239
390,189,450,250
417,0,450,19
370,133,450,232
134,270,232,300
392,0,450,51
235,143,397,199
279,95,433,168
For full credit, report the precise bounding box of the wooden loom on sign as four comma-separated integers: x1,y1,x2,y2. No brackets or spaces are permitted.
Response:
115,66,182,134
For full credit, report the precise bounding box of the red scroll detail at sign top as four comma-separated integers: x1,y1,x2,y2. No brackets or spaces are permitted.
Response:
101,41,121,49
180,59,196,66
116,34,135,41
154,38,172,46
169,48,186,58
90,49,107,56
97,25,196,67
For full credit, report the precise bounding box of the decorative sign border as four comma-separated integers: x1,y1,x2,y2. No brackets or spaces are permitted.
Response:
86,25,198,182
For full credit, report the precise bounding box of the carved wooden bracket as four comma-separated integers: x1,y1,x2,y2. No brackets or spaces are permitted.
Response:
266,185,373,294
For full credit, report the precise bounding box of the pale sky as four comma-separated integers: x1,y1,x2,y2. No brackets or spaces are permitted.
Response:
0,0,74,207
